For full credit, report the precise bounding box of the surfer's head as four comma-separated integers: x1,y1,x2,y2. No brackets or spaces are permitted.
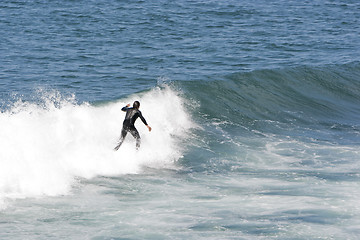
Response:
133,101,140,109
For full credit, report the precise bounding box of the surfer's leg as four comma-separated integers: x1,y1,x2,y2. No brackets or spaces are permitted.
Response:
114,128,128,151
130,127,141,150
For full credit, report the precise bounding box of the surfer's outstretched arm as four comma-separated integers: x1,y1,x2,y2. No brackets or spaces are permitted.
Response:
137,111,151,132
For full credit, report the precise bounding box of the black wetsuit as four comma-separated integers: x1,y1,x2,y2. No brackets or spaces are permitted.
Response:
114,106,148,150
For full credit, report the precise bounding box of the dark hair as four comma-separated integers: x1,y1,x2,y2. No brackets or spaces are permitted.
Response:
133,101,140,109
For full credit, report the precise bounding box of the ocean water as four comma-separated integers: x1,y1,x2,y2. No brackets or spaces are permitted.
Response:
1,0,360,239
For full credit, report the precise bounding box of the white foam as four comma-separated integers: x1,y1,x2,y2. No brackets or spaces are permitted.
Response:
0,85,194,208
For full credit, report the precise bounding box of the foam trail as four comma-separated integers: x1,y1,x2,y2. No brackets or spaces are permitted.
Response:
0,85,194,208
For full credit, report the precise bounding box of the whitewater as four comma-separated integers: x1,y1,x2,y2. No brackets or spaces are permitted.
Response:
0,86,194,207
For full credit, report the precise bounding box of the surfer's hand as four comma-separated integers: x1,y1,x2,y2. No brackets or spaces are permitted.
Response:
147,125,152,132
126,103,130,107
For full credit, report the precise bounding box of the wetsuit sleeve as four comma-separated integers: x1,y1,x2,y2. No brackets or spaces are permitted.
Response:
138,111,148,125
121,106,129,112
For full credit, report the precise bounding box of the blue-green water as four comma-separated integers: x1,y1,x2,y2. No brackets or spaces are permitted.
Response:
1,0,360,239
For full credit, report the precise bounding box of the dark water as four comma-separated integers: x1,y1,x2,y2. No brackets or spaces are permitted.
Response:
1,0,360,239
1,0,359,101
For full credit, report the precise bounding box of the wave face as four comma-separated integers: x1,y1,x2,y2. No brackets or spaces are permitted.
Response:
184,63,360,136
0,86,194,207
178,63,360,174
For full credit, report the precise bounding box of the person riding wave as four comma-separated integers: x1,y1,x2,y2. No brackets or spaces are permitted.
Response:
114,101,151,151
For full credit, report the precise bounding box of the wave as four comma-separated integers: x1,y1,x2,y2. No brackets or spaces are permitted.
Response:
181,63,360,139
176,63,360,176
1,63,359,208
0,85,194,208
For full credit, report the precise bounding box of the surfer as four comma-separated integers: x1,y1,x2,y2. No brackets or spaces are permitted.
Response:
114,101,152,151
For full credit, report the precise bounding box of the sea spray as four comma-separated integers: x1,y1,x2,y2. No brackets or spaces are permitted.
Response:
0,85,195,207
